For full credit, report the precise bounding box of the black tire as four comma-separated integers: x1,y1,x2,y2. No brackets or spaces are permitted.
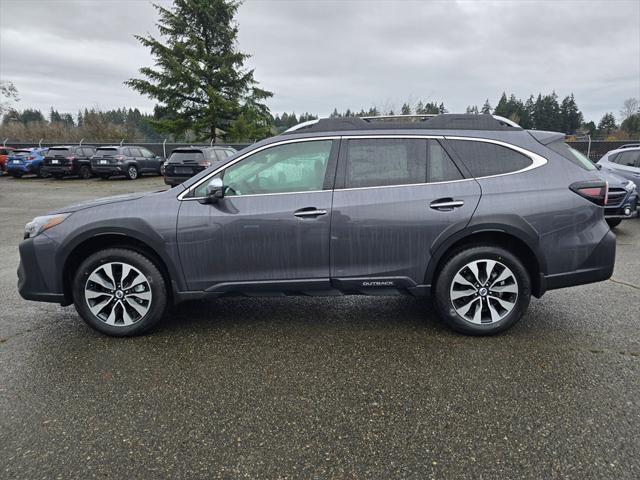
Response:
433,246,531,336
11,173,22,178
53,174,64,179
72,248,167,336
606,218,622,229
79,165,92,179
36,167,49,178
126,165,139,180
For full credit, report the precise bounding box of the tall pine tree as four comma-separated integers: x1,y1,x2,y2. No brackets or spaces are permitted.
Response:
126,0,272,140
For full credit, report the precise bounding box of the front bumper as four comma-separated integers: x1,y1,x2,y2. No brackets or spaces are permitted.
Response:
17,235,68,305
604,192,638,218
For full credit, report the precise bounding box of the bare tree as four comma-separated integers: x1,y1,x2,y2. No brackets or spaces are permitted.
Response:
0,80,20,116
620,97,639,121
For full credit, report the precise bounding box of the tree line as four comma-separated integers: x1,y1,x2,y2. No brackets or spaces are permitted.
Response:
1,0,638,143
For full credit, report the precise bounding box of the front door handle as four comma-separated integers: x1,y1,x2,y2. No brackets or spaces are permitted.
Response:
430,198,465,211
294,208,328,218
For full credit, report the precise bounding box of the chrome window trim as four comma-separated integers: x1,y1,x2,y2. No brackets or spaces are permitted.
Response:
444,136,548,179
178,134,547,200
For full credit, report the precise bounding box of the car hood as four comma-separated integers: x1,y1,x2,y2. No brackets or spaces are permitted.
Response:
48,191,159,214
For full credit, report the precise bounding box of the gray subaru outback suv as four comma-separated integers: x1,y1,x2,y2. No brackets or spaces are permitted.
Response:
18,114,616,336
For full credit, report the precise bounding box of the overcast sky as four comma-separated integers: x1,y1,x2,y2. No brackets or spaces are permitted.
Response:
1,0,639,123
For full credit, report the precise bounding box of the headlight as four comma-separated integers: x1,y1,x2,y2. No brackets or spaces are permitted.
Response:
625,181,636,193
24,213,71,239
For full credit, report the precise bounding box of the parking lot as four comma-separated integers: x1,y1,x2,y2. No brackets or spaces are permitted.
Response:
0,175,639,479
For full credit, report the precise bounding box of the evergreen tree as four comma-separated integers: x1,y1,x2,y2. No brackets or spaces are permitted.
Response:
597,112,617,135
481,99,492,114
49,107,62,123
415,101,425,115
559,94,583,135
621,113,640,135
126,0,272,140
401,103,412,115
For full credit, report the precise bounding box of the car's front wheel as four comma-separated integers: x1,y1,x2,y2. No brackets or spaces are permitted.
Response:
72,248,167,336
606,218,622,229
79,165,92,179
433,246,531,335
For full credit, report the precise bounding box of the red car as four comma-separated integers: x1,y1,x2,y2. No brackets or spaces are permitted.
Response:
0,146,15,174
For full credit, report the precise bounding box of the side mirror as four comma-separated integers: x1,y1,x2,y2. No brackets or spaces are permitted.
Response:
595,163,602,170
201,177,226,203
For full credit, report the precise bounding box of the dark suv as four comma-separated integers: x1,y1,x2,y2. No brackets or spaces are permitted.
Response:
18,114,616,337
164,146,236,186
42,145,96,179
91,145,164,180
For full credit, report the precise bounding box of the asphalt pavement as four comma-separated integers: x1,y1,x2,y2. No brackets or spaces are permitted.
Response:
1,174,639,479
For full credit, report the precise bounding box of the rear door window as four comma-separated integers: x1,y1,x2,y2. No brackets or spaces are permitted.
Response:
128,147,142,157
344,138,426,188
447,139,533,177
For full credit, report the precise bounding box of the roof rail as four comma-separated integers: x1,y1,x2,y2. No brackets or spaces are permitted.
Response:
619,143,640,149
281,113,523,135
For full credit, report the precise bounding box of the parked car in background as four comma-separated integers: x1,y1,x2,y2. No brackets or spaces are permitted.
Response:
90,145,164,180
0,146,15,174
596,166,638,228
6,147,49,178
163,146,236,186
18,114,616,337
42,145,97,179
597,144,640,185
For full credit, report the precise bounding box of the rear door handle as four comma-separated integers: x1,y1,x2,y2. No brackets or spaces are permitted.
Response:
430,198,464,211
294,208,328,218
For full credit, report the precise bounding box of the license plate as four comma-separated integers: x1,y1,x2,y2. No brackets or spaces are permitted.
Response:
175,167,192,174
51,159,59,164
99,160,107,165
12,160,20,164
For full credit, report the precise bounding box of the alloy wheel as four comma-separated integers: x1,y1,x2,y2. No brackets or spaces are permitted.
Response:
84,262,152,326
449,259,518,324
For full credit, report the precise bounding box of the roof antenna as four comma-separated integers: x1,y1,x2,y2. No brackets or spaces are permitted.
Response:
119,138,124,146
79,138,84,146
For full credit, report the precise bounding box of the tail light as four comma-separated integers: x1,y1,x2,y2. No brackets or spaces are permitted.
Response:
27,156,33,160
570,180,608,206
114,155,125,161
66,156,76,160
198,160,212,167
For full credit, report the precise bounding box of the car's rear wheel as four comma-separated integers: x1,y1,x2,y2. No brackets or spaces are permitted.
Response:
11,173,22,178
53,174,64,179
433,246,531,335
606,218,622,229
126,165,138,180
72,248,167,336
79,165,92,179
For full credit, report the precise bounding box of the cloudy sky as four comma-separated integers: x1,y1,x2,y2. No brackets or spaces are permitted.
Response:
0,0,639,123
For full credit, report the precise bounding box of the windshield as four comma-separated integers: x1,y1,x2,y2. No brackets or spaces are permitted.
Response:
94,148,118,157
47,148,71,156
169,151,204,163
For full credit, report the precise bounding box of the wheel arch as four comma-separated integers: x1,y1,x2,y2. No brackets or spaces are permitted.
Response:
426,223,546,298
60,230,180,305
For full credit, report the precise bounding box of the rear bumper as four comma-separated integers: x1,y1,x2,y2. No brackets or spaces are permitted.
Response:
44,164,79,175
91,164,123,175
164,174,190,186
6,164,33,173
542,229,616,292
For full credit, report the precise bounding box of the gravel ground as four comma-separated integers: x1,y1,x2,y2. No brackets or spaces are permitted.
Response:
1,174,639,479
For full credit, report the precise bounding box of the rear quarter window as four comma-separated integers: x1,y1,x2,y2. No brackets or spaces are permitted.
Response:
547,141,596,171
447,139,533,177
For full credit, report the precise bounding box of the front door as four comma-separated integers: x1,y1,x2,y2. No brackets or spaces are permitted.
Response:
330,137,481,288
177,139,338,292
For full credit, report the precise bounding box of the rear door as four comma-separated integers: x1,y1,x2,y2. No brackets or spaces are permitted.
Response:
330,136,481,290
